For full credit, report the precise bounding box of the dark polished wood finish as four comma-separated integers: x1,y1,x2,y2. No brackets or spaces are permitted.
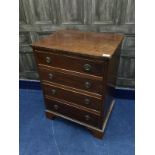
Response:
45,96,100,127
35,50,105,76
32,30,123,58
38,67,103,95
32,30,124,139
87,127,104,139
45,111,56,120
42,82,102,112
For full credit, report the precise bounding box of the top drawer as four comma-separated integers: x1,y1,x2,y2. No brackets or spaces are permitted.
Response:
35,50,104,77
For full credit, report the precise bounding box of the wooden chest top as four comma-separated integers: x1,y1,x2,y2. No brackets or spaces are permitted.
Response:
32,30,124,58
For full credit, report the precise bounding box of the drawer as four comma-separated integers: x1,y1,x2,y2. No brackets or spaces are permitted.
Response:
39,67,103,95
42,83,102,111
45,97,100,127
35,50,104,77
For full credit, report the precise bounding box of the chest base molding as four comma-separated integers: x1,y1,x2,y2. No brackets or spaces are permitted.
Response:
45,99,115,139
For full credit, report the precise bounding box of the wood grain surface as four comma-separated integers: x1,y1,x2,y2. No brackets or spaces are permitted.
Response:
32,30,124,58
42,82,102,112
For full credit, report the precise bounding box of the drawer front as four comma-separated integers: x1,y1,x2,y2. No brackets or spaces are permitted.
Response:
35,51,104,77
39,67,103,95
45,97,100,127
42,83,102,111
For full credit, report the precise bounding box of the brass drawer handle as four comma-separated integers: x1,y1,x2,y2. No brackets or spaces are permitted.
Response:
51,89,56,95
54,104,59,110
84,98,90,105
84,64,92,72
48,73,53,80
85,115,90,121
85,81,91,89
46,56,51,63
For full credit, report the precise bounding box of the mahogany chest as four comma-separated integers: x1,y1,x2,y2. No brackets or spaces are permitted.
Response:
31,30,124,139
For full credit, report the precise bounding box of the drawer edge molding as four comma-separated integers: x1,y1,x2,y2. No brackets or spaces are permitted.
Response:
38,65,103,81
43,81,102,99
42,80,104,99
45,95,100,116
33,47,111,60
35,50,104,63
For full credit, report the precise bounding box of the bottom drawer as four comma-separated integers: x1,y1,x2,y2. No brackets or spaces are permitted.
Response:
45,97,100,128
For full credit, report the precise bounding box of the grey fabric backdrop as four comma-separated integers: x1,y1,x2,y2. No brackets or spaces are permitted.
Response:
19,0,135,88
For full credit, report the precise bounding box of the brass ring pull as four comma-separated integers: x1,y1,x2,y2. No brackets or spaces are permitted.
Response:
85,81,91,89
85,115,90,121
51,89,56,95
84,98,90,105
84,64,92,72
46,57,51,63
54,104,59,110
48,73,53,80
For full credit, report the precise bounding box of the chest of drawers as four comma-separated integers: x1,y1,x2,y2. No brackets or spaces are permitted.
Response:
31,30,124,139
